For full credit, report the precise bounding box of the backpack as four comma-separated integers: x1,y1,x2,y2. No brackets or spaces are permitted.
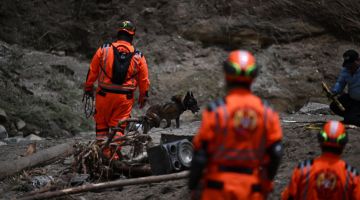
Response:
111,44,134,85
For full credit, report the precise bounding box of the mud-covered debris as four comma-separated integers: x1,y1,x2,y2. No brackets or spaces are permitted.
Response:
0,141,7,146
0,125,8,140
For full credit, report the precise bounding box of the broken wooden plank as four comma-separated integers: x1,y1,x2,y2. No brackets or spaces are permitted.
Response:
19,171,189,200
0,141,75,180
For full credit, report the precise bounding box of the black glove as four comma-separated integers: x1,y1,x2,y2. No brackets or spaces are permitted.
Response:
85,90,94,98
189,148,208,190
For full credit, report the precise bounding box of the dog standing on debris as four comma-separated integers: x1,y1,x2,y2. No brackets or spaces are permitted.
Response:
145,91,200,129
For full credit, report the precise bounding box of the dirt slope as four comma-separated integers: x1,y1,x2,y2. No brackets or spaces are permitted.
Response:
1,0,360,113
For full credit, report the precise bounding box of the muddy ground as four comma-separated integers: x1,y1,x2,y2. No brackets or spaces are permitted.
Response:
1,112,360,200
1,0,360,200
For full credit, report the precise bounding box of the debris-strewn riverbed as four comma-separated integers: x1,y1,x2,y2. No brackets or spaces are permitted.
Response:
1,111,359,200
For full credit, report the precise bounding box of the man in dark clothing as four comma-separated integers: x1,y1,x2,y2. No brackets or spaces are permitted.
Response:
330,49,360,126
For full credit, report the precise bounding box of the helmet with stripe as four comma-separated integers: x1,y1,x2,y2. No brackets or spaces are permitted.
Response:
223,50,258,84
318,120,348,148
118,20,136,35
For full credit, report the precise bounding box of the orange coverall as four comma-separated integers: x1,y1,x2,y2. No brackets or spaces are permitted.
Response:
282,153,360,200
192,88,283,200
85,40,150,141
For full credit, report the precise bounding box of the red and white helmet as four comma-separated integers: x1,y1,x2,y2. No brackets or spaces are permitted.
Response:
223,50,258,84
318,120,348,149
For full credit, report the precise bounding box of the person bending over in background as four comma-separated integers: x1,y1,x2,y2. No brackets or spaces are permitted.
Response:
331,50,360,126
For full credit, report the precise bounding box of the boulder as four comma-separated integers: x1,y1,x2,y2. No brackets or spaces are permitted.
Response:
25,134,43,141
0,108,7,123
31,175,54,189
16,119,26,130
0,125,8,140
70,174,89,186
298,102,331,115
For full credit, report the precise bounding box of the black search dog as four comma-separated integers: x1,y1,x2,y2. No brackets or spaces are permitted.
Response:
144,91,200,131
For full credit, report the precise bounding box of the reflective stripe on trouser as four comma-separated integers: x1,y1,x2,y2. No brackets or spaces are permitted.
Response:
94,91,134,141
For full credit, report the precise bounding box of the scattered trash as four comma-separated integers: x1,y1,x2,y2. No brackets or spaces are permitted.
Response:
282,120,298,123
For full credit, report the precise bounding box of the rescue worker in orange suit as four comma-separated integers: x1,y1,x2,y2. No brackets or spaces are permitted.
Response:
282,120,360,200
84,20,150,158
189,50,283,199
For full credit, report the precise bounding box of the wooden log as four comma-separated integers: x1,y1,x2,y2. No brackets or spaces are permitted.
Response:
19,171,189,200
0,141,75,180
113,162,152,177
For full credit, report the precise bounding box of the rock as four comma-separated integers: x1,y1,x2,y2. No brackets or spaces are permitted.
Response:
4,136,25,143
70,174,89,186
63,155,74,165
0,125,8,140
34,130,41,135
0,141,7,146
25,134,43,141
50,50,66,56
16,119,26,130
0,108,7,123
298,102,331,115
31,176,54,189
61,129,72,137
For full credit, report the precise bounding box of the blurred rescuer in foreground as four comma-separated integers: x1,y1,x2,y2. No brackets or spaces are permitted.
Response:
282,120,360,200
189,50,283,199
84,20,150,159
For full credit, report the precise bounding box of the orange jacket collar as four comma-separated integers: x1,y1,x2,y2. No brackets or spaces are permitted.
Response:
227,88,252,95
113,40,134,52
320,152,341,160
